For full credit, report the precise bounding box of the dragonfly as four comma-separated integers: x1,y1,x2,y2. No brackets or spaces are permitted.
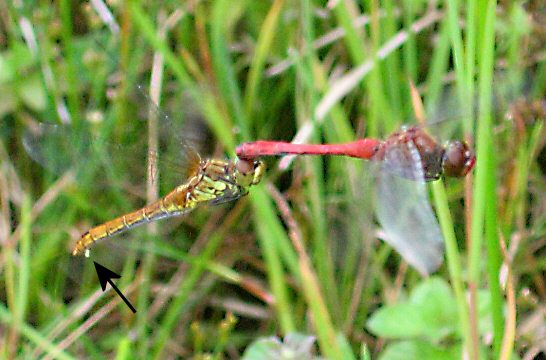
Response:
71,157,264,256
236,126,475,275
24,91,265,257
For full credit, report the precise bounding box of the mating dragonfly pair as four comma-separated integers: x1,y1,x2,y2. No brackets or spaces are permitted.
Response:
25,91,474,275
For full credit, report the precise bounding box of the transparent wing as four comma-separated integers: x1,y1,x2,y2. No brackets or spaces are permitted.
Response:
374,141,444,275
22,87,213,259
208,188,246,206
23,89,204,197
423,72,532,138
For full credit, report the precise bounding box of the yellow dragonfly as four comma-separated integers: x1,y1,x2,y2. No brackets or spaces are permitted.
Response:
72,157,264,256
24,89,264,257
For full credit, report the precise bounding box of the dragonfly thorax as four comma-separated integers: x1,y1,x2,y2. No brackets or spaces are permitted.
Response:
377,127,446,181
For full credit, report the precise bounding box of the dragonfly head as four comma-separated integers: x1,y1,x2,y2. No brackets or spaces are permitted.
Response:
235,158,265,187
442,140,476,178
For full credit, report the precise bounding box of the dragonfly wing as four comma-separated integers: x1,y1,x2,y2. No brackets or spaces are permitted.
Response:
207,185,246,206
23,85,231,257
374,141,444,275
23,122,163,189
22,108,200,196
23,122,89,175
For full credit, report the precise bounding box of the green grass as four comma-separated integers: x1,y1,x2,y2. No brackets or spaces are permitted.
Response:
1,1,544,359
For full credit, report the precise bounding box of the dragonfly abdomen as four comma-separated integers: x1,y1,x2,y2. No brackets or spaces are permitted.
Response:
72,185,194,256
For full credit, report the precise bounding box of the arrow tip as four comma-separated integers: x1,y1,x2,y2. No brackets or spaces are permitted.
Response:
93,261,121,291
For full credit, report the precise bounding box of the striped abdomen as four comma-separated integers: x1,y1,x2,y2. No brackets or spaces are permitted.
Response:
72,184,194,256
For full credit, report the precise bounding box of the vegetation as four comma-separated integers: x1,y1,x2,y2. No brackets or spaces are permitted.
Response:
0,0,544,359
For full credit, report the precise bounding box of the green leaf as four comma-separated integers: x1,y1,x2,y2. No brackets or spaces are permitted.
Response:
336,333,357,360
0,53,15,83
17,74,47,111
409,277,458,341
242,333,321,360
367,303,427,338
378,340,460,360
9,43,36,72
367,277,458,341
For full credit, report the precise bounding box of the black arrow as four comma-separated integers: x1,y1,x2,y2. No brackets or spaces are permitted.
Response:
93,261,136,313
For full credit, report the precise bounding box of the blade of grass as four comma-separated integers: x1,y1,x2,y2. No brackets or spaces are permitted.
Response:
5,213,16,358
114,3,135,135
401,0,418,82
251,186,296,333
212,313,237,358
136,13,166,356
484,124,502,357
299,253,346,360
444,0,477,357
464,0,477,133
150,229,226,360
431,180,470,354
445,0,469,110
16,195,32,348
332,1,366,64
243,0,285,119
498,238,516,360
382,0,403,121
114,337,132,360
128,2,236,151
58,0,80,124
210,0,250,139
130,239,270,302
332,0,393,135
469,2,497,360
295,2,342,319
423,18,450,109
267,176,348,360
0,304,74,360
306,9,443,151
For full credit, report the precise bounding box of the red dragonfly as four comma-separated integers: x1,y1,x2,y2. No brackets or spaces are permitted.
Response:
236,126,475,275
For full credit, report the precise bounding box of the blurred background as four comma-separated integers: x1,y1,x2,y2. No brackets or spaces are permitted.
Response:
0,0,544,359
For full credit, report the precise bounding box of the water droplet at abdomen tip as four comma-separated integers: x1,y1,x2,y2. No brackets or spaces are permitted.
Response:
85,249,90,258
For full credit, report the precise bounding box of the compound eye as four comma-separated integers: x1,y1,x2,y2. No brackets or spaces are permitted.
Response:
251,161,265,185
443,141,476,178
